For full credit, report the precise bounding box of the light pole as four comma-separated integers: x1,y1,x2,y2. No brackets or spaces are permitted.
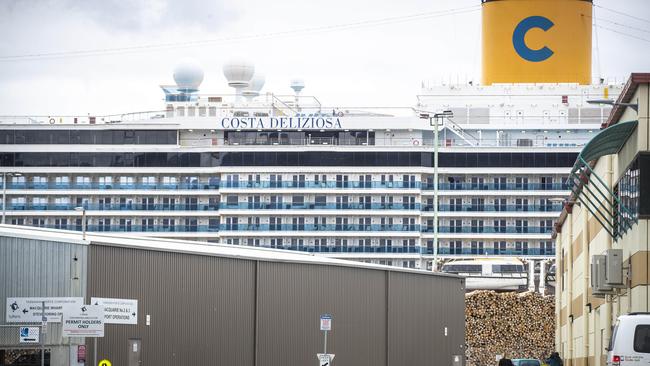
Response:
74,207,87,240
2,172,22,225
420,110,453,272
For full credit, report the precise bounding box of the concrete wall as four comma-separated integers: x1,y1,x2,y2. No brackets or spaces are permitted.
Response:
86,243,466,366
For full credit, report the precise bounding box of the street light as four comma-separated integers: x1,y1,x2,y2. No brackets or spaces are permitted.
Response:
2,172,22,225
420,110,453,272
74,207,87,240
587,99,638,112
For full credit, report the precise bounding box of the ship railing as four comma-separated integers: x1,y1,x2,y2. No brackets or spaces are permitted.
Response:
221,137,589,147
0,111,168,125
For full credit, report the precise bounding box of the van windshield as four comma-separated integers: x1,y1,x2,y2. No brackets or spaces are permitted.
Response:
634,325,650,353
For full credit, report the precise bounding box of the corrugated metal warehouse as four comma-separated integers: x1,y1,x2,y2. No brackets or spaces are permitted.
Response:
1,225,466,366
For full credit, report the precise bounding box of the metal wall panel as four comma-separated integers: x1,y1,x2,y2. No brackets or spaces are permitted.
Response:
87,245,256,366
257,262,387,366
87,243,465,366
0,235,87,346
388,271,466,366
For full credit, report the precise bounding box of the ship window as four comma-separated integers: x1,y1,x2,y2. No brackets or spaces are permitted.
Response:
442,265,482,274
493,264,524,273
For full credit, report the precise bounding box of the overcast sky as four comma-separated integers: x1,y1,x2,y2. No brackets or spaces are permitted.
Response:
0,0,649,115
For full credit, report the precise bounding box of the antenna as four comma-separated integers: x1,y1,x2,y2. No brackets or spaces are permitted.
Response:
290,78,305,111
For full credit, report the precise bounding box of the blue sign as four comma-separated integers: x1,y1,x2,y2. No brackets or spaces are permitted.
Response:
512,16,554,62
20,327,29,337
320,314,332,331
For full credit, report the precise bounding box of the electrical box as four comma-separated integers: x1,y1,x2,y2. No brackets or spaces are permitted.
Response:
605,249,625,287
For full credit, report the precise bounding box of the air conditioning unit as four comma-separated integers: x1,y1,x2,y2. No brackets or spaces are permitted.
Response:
592,255,615,297
605,249,625,288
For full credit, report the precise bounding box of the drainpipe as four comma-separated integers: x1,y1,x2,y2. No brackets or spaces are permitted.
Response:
604,155,613,365
567,213,574,363
582,207,590,364
555,236,562,351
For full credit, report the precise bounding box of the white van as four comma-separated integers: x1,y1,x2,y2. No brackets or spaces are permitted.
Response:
608,313,650,365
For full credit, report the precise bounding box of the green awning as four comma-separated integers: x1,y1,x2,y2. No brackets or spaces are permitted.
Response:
579,120,638,163
567,119,639,240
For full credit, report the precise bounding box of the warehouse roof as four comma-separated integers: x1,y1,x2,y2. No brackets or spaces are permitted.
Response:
0,224,461,279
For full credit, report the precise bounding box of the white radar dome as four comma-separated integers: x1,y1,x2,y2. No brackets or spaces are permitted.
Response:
242,72,266,98
173,58,204,92
290,78,305,94
223,59,255,88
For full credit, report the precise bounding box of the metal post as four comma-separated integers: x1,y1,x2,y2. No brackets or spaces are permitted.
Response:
540,259,547,295
433,115,439,272
75,207,87,240
2,172,6,225
94,337,97,366
323,329,328,355
41,301,45,366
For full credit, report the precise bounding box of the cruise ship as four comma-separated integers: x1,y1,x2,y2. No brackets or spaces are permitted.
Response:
0,60,621,271
0,0,620,288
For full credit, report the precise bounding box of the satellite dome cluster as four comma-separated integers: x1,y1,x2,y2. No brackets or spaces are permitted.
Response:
172,58,302,99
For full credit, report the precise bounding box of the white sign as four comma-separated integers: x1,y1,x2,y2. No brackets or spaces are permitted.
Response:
6,297,83,323
91,297,138,325
62,304,104,337
317,353,335,366
19,327,39,343
320,314,332,331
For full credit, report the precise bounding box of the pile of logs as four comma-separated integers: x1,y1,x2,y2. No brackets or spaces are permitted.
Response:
465,290,555,366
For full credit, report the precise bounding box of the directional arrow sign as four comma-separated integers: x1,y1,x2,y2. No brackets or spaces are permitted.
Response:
317,353,335,366
90,298,138,325
6,297,83,323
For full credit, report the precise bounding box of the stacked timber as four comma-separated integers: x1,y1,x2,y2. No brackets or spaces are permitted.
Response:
465,290,555,366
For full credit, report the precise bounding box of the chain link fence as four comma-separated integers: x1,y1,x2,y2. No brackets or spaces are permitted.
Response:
0,325,50,366
0,324,44,348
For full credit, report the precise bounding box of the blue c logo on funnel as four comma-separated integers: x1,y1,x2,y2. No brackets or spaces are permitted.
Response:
513,16,554,62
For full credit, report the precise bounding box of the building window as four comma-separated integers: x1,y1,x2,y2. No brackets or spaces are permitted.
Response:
119,176,134,187
54,218,68,230
75,176,91,187
32,197,47,208
53,197,69,208
54,176,69,186
33,176,48,187
615,156,641,237
32,218,45,227
11,175,26,186
162,176,177,187
98,176,112,188
142,176,156,186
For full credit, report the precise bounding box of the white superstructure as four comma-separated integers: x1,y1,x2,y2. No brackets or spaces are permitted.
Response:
0,60,622,277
